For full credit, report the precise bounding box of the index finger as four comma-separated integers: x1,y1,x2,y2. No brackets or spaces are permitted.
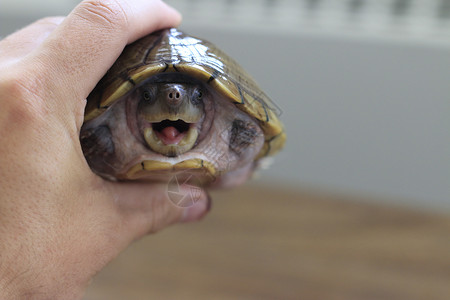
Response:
31,0,181,107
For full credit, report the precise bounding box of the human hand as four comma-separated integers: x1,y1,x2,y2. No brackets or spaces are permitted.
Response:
0,1,210,299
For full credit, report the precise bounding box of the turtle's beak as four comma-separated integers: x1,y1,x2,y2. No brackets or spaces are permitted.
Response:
143,122,199,157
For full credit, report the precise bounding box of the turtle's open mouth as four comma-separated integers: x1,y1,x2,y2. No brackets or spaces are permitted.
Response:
143,119,199,157
152,119,190,145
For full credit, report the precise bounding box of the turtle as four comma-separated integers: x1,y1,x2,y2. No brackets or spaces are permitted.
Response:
80,28,285,186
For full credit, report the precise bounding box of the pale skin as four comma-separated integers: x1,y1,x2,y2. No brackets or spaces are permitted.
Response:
0,0,211,299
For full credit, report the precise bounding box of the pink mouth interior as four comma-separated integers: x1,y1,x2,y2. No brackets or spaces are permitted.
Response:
152,120,190,145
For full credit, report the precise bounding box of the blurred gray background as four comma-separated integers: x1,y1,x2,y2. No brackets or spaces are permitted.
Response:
1,0,449,211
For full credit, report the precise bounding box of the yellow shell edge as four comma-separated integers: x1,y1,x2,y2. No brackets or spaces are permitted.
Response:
124,158,217,180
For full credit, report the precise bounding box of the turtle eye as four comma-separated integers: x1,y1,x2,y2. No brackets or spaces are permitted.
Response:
191,88,203,105
142,89,154,103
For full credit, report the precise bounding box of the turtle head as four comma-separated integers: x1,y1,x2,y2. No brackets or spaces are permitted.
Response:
137,82,206,157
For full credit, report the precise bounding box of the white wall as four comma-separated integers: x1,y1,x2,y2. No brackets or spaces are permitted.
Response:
2,0,449,210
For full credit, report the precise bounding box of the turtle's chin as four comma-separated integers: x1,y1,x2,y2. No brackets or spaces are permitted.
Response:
143,120,199,157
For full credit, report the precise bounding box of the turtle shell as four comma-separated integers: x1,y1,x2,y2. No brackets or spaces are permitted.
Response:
85,28,285,159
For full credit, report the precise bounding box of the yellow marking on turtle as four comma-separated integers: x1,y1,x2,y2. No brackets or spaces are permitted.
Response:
126,160,173,178
142,160,174,171
175,64,212,82
84,106,106,121
173,159,216,176
125,159,217,179
100,80,134,109
256,131,287,160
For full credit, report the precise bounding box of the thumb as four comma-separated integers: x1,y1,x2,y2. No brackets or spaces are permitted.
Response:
106,181,211,241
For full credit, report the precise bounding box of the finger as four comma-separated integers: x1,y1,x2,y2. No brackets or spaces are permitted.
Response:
0,17,64,66
107,181,210,242
31,0,181,108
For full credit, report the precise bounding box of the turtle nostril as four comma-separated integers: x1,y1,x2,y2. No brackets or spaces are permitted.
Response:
165,85,184,106
168,91,181,100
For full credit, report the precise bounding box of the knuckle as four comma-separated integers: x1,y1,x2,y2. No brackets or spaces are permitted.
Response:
0,67,49,125
77,0,129,33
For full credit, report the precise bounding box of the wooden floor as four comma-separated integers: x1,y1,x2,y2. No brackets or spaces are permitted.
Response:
85,183,450,300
